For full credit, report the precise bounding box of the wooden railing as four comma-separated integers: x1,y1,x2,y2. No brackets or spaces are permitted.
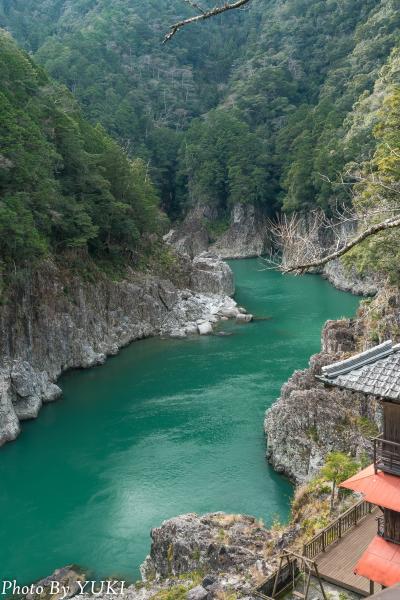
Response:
303,499,373,559
374,435,400,476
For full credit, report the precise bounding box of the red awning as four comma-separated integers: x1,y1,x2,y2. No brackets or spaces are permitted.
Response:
340,464,400,511
355,536,400,588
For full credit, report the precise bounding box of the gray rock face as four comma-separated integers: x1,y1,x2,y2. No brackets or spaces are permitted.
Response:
210,203,270,259
24,565,86,600
191,252,235,296
187,585,209,600
163,204,216,259
265,318,382,483
10,361,62,420
0,371,20,446
0,254,242,447
323,259,379,296
165,203,270,260
140,512,276,594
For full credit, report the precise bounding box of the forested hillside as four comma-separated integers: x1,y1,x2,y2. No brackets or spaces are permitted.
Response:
1,0,399,228
0,0,248,217
0,30,162,273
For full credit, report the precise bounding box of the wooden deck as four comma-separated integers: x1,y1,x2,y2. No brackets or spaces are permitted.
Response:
315,508,381,596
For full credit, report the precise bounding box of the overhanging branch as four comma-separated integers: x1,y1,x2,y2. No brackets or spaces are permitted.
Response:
163,0,253,43
283,215,400,274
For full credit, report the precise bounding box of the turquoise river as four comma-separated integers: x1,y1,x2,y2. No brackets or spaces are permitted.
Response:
0,259,359,585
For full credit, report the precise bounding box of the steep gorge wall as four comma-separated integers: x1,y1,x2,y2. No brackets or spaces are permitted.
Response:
165,203,271,260
209,203,271,259
167,203,380,296
0,252,237,447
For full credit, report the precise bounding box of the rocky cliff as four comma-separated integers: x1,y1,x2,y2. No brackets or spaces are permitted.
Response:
165,203,270,260
0,250,245,447
322,260,379,296
33,513,292,600
140,512,277,592
265,287,400,483
209,204,270,259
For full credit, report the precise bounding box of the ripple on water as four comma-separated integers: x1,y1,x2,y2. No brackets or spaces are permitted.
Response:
0,259,359,584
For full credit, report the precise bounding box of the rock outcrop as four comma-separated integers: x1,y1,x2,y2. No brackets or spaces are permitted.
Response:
263,287,400,483
209,204,270,259
0,251,243,447
165,203,270,260
322,259,379,296
140,512,284,596
163,204,215,259
191,252,235,296
141,512,273,585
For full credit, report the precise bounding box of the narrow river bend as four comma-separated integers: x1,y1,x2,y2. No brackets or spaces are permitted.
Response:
0,259,359,584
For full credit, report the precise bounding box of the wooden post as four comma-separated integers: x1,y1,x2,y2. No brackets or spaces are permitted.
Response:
304,571,311,598
338,516,342,539
370,580,375,595
271,555,284,599
313,563,327,600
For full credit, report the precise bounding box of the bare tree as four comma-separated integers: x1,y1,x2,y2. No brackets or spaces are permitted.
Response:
164,0,253,43
268,203,400,274
264,146,400,275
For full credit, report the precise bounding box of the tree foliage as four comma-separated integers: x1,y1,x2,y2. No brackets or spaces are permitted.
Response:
0,0,399,227
180,110,278,213
0,31,162,270
344,78,400,281
321,452,359,511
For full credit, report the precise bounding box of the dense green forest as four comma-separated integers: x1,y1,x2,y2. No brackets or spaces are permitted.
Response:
0,0,248,218
1,0,399,222
0,30,162,271
0,0,399,278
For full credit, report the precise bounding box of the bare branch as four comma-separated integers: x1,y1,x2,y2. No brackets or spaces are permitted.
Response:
283,215,400,274
163,0,253,43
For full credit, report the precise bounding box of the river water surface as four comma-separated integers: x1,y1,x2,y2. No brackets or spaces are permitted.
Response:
0,259,359,585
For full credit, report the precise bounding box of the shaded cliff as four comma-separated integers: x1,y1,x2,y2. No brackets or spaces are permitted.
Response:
165,203,270,260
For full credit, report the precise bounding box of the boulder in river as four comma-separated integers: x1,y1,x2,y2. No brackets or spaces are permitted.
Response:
236,313,253,323
198,322,213,335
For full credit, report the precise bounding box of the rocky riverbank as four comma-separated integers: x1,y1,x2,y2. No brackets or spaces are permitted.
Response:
322,259,379,296
165,203,380,296
25,485,359,600
265,286,400,483
0,249,252,447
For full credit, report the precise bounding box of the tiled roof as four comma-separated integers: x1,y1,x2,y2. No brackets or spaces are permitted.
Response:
317,340,400,401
